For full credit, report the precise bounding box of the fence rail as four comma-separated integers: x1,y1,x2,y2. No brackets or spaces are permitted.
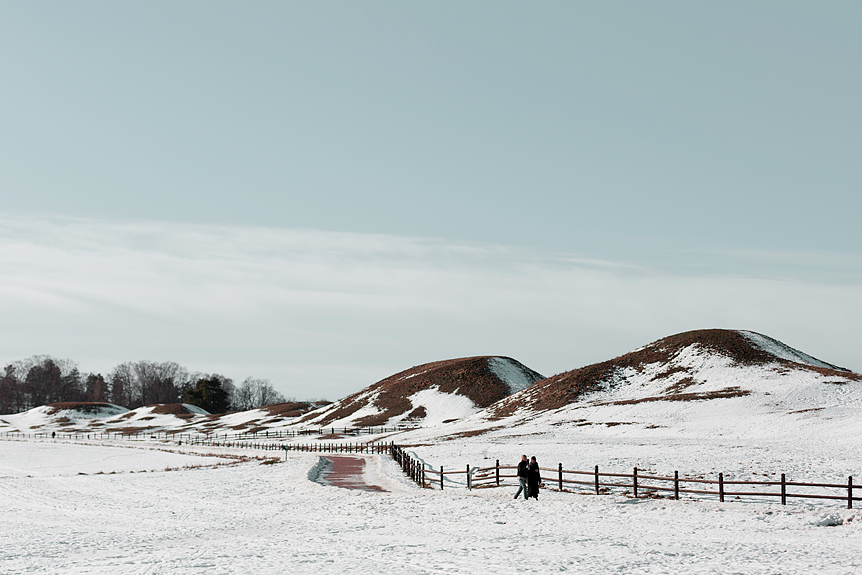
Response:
0,426,413,443
463,460,859,509
388,450,860,510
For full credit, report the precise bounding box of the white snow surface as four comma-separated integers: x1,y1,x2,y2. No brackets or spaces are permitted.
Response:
1,437,860,574
487,356,543,394
397,387,479,426
0,439,228,478
740,329,843,370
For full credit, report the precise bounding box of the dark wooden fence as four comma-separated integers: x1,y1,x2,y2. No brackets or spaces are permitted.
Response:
460,459,858,509
0,426,412,443
279,442,390,456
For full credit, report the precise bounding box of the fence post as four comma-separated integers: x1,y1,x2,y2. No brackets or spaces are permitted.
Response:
849,476,854,510
558,463,563,492
633,467,638,498
674,470,679,500
719,473,724,502
496,460,500,486
467,465,471,490
441,466,444,490
781,473,786,505
594,465,599,495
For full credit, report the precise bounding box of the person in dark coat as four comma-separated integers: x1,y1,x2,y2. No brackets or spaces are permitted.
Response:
528,456,541,499
514,455,529,500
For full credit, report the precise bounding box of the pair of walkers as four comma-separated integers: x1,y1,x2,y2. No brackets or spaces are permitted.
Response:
514,454,541,500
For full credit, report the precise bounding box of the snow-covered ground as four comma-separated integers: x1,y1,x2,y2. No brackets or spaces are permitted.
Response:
1,437,860,574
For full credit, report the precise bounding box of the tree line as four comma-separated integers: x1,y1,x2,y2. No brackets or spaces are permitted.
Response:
0,355,303,415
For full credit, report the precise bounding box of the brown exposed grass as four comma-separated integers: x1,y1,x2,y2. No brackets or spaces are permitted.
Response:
664,377,699,394
113,426,158,435
148,404,207,416
650,366,690,381
789,407,826,414
608,387,752,405
107,412,135,423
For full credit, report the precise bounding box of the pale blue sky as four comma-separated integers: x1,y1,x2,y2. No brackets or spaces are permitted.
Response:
1,3,860,398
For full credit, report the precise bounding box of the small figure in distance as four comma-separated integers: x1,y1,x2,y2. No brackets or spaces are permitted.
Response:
514,454,530,500
528,456,541,500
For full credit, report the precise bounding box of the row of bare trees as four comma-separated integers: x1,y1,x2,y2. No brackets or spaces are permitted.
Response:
0,355,293,415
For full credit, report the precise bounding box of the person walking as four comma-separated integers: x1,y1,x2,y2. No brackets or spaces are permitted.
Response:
528,456,541,499
514,455,530,500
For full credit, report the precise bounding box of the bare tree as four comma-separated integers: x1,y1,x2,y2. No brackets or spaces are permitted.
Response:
109,362,135,408
127,360,190,407
234,377,285,411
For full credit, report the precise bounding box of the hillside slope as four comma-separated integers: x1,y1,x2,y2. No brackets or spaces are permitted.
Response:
298,356,544,428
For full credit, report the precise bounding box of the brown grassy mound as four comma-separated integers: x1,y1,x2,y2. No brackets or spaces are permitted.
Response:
148,404,204,416
493,329,858,416
306,356,533,427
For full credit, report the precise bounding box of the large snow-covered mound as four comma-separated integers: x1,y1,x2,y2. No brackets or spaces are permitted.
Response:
491,329,859,417
298,356,544,428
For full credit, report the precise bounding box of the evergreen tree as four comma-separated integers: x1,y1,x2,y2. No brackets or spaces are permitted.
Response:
183,377,229,414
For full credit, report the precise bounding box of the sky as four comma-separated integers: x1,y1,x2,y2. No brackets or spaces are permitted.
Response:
1,2,860,400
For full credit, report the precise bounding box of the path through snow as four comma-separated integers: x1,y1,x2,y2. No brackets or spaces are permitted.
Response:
311,455,388,492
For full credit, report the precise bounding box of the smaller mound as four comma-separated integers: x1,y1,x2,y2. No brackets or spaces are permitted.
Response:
46,402,129,418
302,356,544,428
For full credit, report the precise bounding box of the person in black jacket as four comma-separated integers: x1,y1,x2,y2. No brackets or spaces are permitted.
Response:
514,455,529,500
528,456,541,499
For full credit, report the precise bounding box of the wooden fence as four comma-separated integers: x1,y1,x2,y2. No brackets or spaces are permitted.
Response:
458,460,862,509
279,442,390,456
413,457,859,510
0,426,412,443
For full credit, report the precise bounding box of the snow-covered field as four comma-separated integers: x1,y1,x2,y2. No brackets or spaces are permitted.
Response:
2,438,860,574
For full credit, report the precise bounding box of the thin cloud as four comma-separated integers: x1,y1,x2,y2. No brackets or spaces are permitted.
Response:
0,215,859,399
